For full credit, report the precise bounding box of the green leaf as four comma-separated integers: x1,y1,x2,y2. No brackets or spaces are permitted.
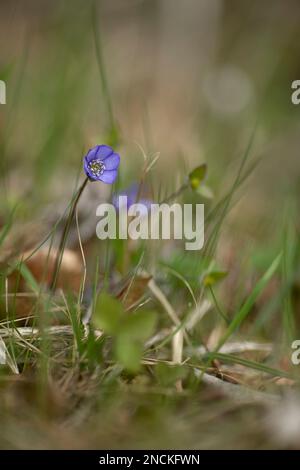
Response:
122,311,157,341
189,164,207,190
203,270,228,287
115,335,143,373
93,292,124,334
17,262,39,294
156,363,187,386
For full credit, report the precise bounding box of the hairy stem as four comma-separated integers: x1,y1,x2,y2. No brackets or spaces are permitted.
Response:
50,177,89,293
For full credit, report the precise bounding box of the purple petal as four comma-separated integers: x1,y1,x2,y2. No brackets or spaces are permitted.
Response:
103,152,120,170
99,170,118,184
83,157,97,181
84,147,99,164
96,145,114,161
85,145,114,163
112,184,153,211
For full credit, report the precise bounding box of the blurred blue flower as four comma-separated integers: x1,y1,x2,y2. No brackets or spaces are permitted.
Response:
84,145,120,183
112,183,152,214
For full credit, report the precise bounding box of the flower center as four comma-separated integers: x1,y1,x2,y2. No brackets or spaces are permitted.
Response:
88,159,106,177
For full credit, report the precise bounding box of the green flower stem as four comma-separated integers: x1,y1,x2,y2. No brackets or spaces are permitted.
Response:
50,177,89,293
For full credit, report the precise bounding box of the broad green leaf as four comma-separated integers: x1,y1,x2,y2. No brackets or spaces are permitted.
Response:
156,363,187,386
93,292,124,334
115,335,143,373
189,164,207,190
122,311,157,341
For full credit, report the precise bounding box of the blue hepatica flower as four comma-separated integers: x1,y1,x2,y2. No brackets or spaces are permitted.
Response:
112,183,152,214
84,145,120,184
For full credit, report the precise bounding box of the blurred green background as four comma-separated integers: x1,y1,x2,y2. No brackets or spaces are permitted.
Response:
1,0,300,295
1,0,300,215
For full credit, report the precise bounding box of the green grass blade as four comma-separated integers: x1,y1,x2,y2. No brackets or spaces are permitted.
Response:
17,262,39,294
205,352,294,380
0,204,18,247
215,253,282,351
